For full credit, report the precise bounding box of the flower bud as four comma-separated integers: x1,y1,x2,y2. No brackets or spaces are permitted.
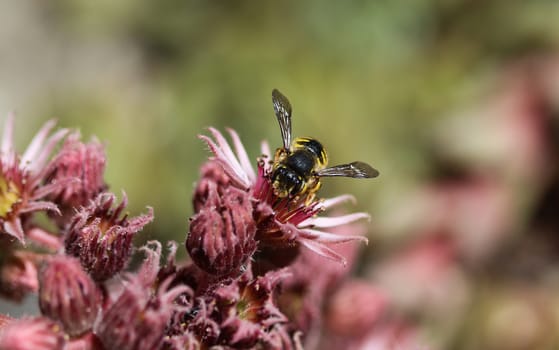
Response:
46,132,107,225
187,186,257,276
0,317,65,350
65,192,153,281
39,255,101,337
192,160,231,212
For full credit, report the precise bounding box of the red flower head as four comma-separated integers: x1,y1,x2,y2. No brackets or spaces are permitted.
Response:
64,192,154,281
198,128,369,266
0,115,73,243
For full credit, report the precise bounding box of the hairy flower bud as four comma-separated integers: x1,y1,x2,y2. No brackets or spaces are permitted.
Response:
0,317,65,350
39,255,101,337
65,192,153,281
187,186,257,276
192,160,232,212
46,132,107,225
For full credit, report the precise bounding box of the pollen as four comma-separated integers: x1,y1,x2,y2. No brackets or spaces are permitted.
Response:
0,175,20,218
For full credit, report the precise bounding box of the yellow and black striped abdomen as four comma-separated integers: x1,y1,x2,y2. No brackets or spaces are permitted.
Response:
290,137,328,171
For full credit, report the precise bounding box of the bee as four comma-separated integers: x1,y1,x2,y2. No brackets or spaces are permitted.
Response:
270,89,379,203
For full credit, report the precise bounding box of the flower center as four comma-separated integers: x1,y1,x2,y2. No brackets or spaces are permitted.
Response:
236,294,259,323
0,175,20,218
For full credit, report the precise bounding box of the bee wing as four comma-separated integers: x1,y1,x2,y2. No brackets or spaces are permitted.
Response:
317,161,379,178
272,89,292,150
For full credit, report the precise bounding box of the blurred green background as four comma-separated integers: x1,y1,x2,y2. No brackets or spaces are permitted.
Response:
2,1,559,349
3,0,555,241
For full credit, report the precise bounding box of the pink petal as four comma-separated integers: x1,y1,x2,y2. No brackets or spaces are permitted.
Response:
26,128,68,175
199,134,250,189
299,228,368,244
27,227,63,251
21,120,57,166
319,194,357,210
3,218,25,243
298,238,347,266
227,128,256,182
19,201,60,215
137,241,163,286
126,207,154,234
299,212,370,228
30,177,80,200
208,128,249,183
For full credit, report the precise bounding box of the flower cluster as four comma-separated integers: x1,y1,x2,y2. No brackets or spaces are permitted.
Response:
0,117,375,350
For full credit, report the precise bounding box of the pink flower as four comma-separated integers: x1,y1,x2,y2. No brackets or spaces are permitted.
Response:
0,116,72,243
64,192,154,281
199,128,369,266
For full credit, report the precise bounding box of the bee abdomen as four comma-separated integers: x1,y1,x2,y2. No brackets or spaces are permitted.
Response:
292,137,328,168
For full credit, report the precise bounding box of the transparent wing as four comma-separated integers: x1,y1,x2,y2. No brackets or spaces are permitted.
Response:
272,89,292,149
317,161,379,178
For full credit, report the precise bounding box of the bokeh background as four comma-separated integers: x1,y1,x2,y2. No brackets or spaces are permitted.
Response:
1,1,559,349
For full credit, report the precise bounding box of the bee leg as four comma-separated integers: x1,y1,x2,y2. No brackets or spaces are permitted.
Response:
304,179,321,206
273,147,288,165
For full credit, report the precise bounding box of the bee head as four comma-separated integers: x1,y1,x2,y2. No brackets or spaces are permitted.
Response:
271,166,304,198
